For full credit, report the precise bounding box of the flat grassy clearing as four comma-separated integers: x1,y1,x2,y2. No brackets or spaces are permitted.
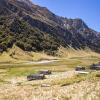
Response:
0,56,100,79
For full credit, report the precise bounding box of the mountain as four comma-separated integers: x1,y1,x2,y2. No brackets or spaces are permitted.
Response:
0,0,100,54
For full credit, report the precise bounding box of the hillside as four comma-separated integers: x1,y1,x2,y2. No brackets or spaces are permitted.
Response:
0,45,100,63
0,0,100,54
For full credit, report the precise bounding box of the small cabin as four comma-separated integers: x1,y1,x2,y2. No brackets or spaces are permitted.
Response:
75,66,85,71
27,74,45,81
0,49,3,53
96,74,100,77
38,70,51,75
90,62,100,70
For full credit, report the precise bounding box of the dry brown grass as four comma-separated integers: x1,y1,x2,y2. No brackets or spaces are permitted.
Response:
0,45,57,64
57,46,100,58
0,71,100,100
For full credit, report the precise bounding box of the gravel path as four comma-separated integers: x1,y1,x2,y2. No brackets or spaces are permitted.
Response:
0,60,58,66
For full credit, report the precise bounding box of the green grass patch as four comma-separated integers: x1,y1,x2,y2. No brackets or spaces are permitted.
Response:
0,57,100,79
6,67,36,77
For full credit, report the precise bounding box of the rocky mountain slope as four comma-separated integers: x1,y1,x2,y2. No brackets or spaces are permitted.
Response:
0,0,100,54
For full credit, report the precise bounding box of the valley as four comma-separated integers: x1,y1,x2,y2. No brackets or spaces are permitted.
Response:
0,50,100,100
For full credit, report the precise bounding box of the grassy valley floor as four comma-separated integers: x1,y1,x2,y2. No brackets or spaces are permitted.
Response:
0,47,100,100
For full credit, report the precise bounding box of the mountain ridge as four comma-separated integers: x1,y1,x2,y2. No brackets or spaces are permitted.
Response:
0,0,100,54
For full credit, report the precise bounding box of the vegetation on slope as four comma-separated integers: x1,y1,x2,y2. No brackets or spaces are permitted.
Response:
0,18,60,54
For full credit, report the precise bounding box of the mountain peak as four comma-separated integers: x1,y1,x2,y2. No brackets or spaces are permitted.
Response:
9,0,33,6
17,0,32,3
17,0,32,5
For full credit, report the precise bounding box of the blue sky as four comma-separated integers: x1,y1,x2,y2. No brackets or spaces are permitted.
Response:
32,0,100,32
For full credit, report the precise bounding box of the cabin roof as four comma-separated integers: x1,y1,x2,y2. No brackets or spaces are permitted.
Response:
91,62,100,68
39,70,50,72
93,66,100,68
0,49,3,52
29,74,44,77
